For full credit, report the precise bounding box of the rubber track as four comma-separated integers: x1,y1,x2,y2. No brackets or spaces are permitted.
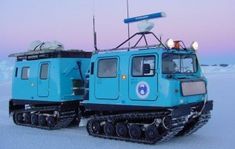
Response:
87,112,187,144
13,110,76,130
176,112,211,137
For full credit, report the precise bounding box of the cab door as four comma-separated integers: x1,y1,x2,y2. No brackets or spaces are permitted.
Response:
129,55,158,100
38,62,50,97
95,58,119,100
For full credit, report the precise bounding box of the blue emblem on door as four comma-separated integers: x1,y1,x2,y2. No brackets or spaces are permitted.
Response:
136,81,150,99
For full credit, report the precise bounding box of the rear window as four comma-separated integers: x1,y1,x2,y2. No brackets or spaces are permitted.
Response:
21,67,30,80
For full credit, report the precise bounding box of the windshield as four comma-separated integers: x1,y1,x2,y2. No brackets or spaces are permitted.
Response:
162,53,198,74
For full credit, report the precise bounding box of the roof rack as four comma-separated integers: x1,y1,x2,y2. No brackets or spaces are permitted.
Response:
9,49,92,61
98,31,167,53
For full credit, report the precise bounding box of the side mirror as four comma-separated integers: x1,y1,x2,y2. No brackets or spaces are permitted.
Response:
143,64,151,74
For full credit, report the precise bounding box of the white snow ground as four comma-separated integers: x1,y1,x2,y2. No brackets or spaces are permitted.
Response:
0,66,235,149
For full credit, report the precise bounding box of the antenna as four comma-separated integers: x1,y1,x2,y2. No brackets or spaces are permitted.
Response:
112,12,167,50
92,0,98,51
126,0,130,49
93,15,98,51
124,12,166,24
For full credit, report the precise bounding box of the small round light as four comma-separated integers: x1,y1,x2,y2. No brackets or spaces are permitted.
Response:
122,75,127,80
191,41,199,50
166,38,175,49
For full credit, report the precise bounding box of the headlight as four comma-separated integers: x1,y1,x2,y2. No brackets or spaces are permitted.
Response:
166,38,175,49
191,41,199,51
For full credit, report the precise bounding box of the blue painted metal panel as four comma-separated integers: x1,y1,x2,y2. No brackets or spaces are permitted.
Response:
128,54,158,101
94,57,119,100
85,47,206,108
11,46,206,108
37,62,50,97
12,61,38,100
124,12,166,24
12,57,91,102
59,58,91,101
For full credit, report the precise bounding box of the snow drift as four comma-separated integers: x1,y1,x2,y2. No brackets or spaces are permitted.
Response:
202,64,235,74
0,60,14,83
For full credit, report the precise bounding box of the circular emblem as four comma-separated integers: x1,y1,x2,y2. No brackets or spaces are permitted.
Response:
136,81,150,99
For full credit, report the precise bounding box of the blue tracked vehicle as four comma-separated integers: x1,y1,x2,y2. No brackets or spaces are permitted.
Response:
9,12,213,144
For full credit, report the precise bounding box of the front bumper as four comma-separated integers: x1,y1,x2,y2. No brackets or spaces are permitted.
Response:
171,100,213,118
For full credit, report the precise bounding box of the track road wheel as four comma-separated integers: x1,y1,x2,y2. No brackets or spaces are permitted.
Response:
145,125,160,141
47,116,56,128
91,121,101,134
162,116,172,129
39,115,46,126
14,113,23,123
31,113,38,125
104,122,115,136
23,112,31,124
159,116,172,135
129,124,142,139
116,123,128,137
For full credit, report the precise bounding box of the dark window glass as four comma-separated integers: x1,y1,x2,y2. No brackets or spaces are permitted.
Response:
21,67,30,80
132,56,155,77
15,67,18,77
40,64,49,80
98,59,117,78
91,62,94,75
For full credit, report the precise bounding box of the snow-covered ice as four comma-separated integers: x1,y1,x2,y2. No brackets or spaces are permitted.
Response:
0,63,235,149
202,64,235,74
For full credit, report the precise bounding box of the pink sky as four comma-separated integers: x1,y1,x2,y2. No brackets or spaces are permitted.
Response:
0,0,234,64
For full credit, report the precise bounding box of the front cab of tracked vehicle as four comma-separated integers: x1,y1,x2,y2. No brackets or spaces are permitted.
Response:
84,47,213,117
84,11,213,144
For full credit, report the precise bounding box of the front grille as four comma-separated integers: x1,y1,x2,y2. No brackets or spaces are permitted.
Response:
181,81,206,96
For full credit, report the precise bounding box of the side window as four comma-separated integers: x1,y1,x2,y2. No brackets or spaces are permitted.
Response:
40,63,49,80
132,56,155,77
15,67,18,77
21,67,30,80
90,62,94,75
98,58,117,78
